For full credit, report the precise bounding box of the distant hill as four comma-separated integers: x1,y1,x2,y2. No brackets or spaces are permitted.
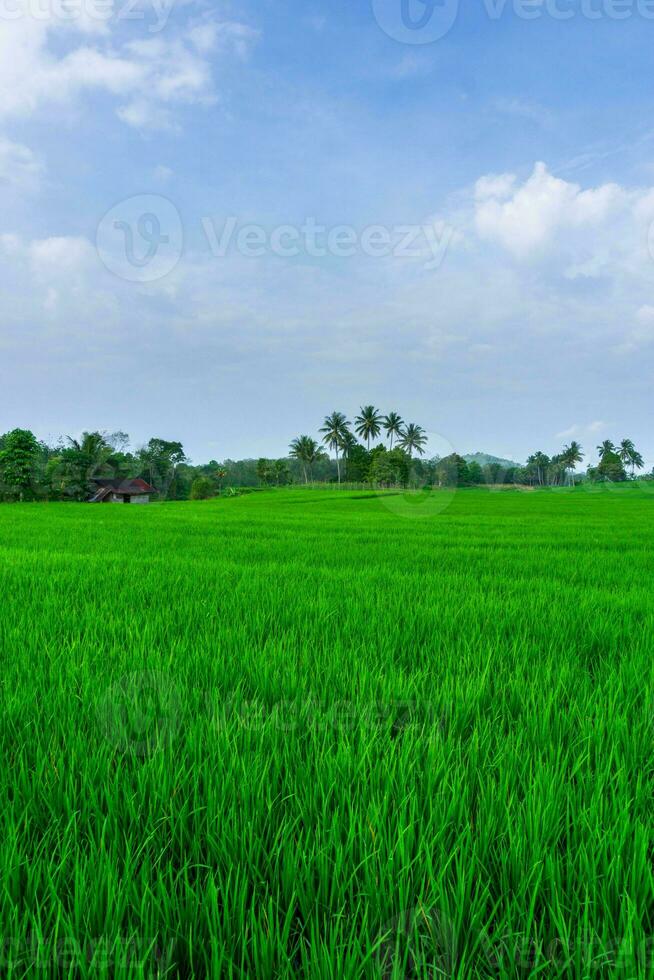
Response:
463,453,522,469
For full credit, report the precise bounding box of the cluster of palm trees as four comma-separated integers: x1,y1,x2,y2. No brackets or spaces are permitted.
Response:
597,439,644,476
525,437,645,486
525,441,584,487
290,407,427,484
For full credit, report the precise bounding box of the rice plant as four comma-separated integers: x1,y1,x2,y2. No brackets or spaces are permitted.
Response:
1,486,652,977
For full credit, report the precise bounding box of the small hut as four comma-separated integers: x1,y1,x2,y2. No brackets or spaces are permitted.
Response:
89,478,156,504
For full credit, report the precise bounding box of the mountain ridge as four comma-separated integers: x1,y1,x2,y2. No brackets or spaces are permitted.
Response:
463,452,522,469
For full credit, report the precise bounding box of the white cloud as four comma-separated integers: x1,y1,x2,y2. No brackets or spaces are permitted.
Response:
474,173,516,202
556,421,606,440
0,137,43,190
613,304,654,353
0,6,257,129
29,236,97,278
474,162,626,258
153,164,173,183
492,98,553,127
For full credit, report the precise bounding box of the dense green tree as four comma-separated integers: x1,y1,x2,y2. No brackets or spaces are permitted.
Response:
344,443,371,482
190,476,215,500
368,452,394,487
138,439,186,498
256,459,275,486
483,462,503,485
368,447,410,487
467,461,484,485
219,459,260,488
590,451,627,483
386,448,411,486
0,429,40,501
272,460,290,485
47,431,115,500
169,463,196,500
435,454,470,487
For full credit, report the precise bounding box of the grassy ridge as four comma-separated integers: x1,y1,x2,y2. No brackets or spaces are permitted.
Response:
1,487,653,977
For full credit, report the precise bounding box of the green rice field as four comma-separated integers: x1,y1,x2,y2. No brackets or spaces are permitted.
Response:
1,486,653,977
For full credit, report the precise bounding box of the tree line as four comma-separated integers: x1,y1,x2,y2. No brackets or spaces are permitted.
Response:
0,430,193,502
524,439,644,487
285,408,648,489
0,419,649,502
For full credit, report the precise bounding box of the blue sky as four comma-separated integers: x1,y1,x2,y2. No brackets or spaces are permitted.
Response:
1,0,653,468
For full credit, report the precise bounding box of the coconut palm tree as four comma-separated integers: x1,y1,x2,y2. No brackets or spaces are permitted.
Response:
354,406,382,450
618,438,644,478
628,448,645,478
319,412,350,484
338,429,358,462
67,431,113,476
527,451,550,486
597,439,616,461
307,440,327,482
562,441,584,485
397,423,427,459
618,438,635,467
382,412,404,450
289,435,320,485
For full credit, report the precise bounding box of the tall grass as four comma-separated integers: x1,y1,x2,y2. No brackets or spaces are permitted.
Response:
0,487,652,977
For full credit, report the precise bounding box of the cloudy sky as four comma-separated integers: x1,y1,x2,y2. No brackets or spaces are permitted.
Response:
1,0,653,467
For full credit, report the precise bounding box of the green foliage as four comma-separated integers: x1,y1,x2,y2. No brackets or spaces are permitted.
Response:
344,443,371,482
137,438,187,499
618,438,645,478
288,436,327,484
381,411,404,449
589,451,627,483
396,422,427,458
435,453,471,487
1,488,653,976
354,405,382,448
0,428,40,500
257,458,291,486
466,460,484,484
319,412,350,484
48,431,115,500
189,477,215,500
368,446,410,487
0,418,645,504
